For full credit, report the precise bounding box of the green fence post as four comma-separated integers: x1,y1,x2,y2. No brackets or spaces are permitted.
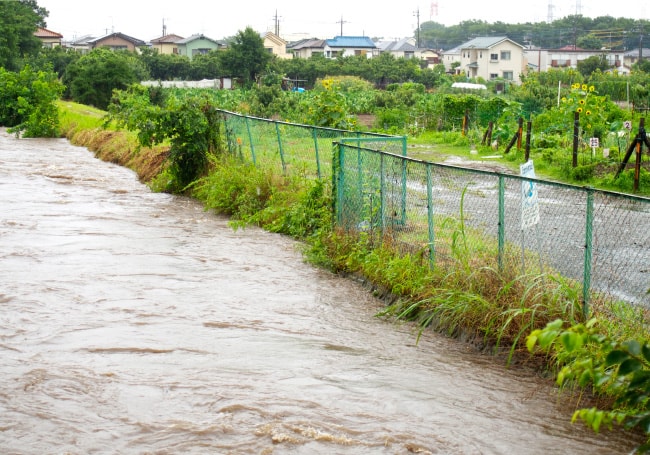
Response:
244,116,256,165
583,188,594,319
401,158,407,226
380,152,385,232
498,175,505,272
275,121,286,174
426,164,435,269
311,128,321,180
334,143,345,226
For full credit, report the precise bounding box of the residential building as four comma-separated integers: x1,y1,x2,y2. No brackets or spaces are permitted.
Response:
418,48,441,68
525,45,621,72
34,27,63,48
286,38,326,58
64,35,95,53
442,45,461,74
457,36,526,83
176,34,223,59
88,32,146,52
150,34,184,55
324,36,377,58
376,38,417,59
263,32,291,59
623,48,650,67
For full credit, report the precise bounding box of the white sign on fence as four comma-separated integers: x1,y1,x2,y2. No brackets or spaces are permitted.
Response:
520,160,540,230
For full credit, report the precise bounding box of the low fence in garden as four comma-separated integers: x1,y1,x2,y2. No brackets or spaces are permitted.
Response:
219,109,650,313
220,110,405,180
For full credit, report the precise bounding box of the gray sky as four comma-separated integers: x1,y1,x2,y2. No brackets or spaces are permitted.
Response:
37,0,648,43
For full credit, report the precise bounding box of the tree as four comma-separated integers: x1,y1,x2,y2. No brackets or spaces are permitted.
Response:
188,50,223,80
576,34,604,50
138,48,190,81
0,0,48,71
63,48,149,110
577,55,610,77
220,27,271,87
0,65,64,137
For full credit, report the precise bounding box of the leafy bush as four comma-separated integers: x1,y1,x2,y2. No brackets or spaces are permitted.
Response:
528,318,650,452
0,65,64,137
107,85,222,190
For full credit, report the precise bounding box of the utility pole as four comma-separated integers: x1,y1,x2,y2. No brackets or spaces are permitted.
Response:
413,8,420,48
337,16,347,36
274,10,280,36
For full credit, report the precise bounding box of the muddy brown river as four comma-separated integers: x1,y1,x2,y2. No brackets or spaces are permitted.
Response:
0,130,642,454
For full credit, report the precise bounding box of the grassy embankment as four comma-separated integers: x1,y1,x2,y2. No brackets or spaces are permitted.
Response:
57,100,650,443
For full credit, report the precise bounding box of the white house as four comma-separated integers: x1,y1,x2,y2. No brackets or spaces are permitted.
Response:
457,36,526,83
323,36,377,58
287,38,326,58
525,45,623,72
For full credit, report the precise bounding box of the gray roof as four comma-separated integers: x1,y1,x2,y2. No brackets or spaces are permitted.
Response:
376,38,416,52
176,34,222,46
287,38,326,50
88,32,146,46
624,48,650,58
459,36,523,50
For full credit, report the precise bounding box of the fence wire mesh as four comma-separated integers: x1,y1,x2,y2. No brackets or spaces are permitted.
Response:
335,144,650,310
220,110,402,180
215,109,649,311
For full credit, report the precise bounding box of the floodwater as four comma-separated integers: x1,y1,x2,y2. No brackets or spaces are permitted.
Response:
0,130,642,454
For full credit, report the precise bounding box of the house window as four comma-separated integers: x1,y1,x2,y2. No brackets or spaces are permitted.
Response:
490,53,498,61
502,71,513,80
265,47,274,53
192,48,211,56
490,73,499,79
404,51,414,59
500,51,511,60
173,47,178,54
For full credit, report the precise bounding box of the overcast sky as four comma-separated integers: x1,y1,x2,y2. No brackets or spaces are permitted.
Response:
37,0,648,43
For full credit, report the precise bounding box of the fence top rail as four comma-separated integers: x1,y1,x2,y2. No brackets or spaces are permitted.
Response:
335,144,650,204
218,109,393,138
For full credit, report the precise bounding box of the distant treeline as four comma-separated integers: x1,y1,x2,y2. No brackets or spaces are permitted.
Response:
418,15,650,51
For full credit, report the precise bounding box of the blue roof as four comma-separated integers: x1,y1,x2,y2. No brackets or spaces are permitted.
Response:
326,36,376,48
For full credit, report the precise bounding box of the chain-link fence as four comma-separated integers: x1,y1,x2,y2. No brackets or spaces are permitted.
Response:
219,110,404,180
215,109,649,313
334,143,650,313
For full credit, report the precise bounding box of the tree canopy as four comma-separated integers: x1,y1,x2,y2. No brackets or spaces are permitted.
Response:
0,0,48,71
220,27,271,87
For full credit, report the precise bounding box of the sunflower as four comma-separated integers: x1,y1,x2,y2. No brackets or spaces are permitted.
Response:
589,85,595,92
577,107,583,113
582,84,588,90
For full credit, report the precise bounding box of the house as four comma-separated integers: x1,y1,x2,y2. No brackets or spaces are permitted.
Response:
34,27,63,48
150,34,184,55
88,32,146,52
525,45,621,72
176,34,223,59
287,38,326,58
64,34,95,53
623,48,650,67
324,36,377,58
441,45,461,74
263,32,291,59
417,48,441,68
376,38,417,59
457,36,525,83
